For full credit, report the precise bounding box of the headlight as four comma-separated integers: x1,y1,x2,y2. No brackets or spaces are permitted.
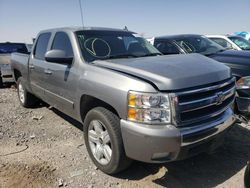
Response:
236,76,250,89
127,91,171,124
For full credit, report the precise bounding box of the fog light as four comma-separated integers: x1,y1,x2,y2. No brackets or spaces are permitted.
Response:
152,152,170,160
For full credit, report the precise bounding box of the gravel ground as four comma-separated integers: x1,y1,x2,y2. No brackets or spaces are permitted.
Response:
0,86,250,188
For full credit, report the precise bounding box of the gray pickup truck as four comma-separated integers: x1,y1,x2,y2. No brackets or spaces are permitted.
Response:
0,42,31,87
11,27,236,174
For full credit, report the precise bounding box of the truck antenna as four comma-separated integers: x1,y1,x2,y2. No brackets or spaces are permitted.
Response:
78,0,84,28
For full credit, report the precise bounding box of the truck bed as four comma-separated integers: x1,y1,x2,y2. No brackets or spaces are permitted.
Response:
11,53,30,82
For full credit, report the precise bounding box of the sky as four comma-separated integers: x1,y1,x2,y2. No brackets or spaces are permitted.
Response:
0,0,250,43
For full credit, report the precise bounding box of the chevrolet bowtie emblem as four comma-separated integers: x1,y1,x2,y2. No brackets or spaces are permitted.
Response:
215,92,225,105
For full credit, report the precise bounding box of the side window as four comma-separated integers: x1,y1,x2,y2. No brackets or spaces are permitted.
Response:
51,32,73,57
154,40,180,55
34,33,51,60
211,38,232,49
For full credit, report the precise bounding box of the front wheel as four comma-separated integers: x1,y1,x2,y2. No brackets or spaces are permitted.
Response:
17,77,38,107
84,107,132,174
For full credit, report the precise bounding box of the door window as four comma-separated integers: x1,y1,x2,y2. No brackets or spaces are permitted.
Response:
34,33,51,60
154,40,180,54
210,38,233,49
51,32,73,57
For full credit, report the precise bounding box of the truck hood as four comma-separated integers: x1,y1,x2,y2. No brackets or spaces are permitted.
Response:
208,50,250,65
92,54,231,91
0,54,11,65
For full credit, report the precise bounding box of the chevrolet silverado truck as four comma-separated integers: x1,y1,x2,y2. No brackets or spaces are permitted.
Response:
0,42,31,87
11,27,236,174
151,35,250,115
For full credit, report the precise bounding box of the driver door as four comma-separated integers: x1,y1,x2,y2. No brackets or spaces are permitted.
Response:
44,32,78,117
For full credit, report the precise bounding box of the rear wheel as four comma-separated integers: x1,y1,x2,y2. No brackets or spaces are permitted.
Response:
17,77,38,107
84,107,132,174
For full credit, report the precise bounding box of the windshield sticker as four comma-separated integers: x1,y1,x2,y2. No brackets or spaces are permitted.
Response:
84,38,111,58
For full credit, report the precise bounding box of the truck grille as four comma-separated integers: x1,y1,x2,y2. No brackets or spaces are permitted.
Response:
172,77,235,127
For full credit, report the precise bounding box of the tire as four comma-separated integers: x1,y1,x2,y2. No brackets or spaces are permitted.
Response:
17,77,38,107
83,107,132,174
0,71,3,88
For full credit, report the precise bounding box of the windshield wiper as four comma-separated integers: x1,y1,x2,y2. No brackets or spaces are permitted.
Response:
137,52,162,57
102,54,139,60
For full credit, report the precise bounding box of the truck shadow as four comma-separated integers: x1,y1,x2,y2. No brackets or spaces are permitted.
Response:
49,107,83,131
116,123,250,188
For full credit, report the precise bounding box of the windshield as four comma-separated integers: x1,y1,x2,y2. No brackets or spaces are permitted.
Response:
0,43,28,54
76,30,161,62
173,36,225,55
228,36,250,50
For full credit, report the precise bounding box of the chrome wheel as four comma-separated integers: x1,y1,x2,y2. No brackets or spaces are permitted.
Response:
18,82,25,104
88,120,112,165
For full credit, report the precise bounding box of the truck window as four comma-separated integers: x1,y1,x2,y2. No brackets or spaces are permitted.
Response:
154,41,180,55
76,30,160,62
34,33,51,60
51,32,73,57
210,38,233,49
0,43,28,54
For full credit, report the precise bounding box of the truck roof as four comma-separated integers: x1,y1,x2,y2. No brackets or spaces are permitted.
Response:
155,34,203,40
206,34,240,38
39,26,132,33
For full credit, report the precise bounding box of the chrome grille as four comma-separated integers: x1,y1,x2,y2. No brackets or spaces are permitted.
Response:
172,77,236,127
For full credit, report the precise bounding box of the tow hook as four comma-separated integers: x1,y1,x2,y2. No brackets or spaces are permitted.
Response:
235,114,248,124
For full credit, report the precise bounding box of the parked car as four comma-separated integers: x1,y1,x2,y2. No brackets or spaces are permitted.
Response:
207,35,250,51
234,31,250,41
0,42,31,87
151,35,250,114
11,27,236,174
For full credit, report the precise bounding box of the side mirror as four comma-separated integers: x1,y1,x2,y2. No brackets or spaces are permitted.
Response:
45,50,73,64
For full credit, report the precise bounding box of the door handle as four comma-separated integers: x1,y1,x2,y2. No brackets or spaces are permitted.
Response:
29,65,35,69
44,69,53,75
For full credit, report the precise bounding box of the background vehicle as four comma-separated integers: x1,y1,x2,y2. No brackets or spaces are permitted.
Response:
207,35,250,51
11,27,235,174
234,31,250,41
0,42,31,87
151,35,250,114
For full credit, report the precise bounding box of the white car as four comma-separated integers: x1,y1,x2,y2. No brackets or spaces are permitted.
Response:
207,35,250,51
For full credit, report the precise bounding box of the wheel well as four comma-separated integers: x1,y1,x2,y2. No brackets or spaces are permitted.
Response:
80,95,120,122
14,69,22,82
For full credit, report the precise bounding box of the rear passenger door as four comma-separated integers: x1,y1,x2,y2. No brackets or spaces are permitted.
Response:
44,32,77,117
29,32,51,100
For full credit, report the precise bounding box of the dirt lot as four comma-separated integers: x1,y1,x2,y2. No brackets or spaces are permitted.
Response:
0,86,250,188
